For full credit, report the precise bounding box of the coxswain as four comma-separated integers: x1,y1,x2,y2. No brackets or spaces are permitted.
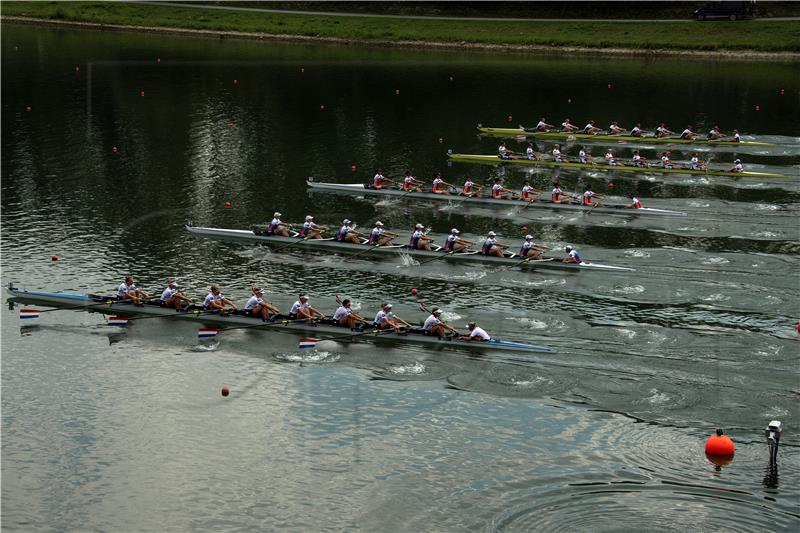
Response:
583,120,601,135
582,184,605,207
728,159,744,173
631,150,647,167
563,245,583,264
498,142,516,160
117,275,148,305
409,223,434,251
444,228,471,252
689,153,706,171
520,180,541,202
526,142,542,160
552,144,568,163
579,147,593,164
160,279,192,310
534,117,554,131
289,294,324,320
335,219,360,244
402,170,423,192
680,125,696,140
561,118,579,132
731,129,741,143
368,221,398,245
604,149,618,166
203,284,237,313
660,151,674,169
461,321,491,342
481,231,508,257
431,172,454,195
626,193,643,209
373,168,394,189
460,176,483,197
244,287,279,320
299,215,327,239
332,298,368,329
707,125,726,140
491,178,514,200
551,182,570,204
373,303,410,331
608,121,625,135
655,123,673,138
267,212,291,237
422,307,458,338
630,123,645,137
519,234,547,259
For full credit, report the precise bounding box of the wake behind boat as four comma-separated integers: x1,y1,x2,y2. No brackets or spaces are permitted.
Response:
306,178,687,217
184,222,635,272
6,285,553,354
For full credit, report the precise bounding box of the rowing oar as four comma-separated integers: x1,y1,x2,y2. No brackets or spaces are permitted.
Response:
16,295,148,320
345,241,388,261
298,327,398,349
270,235,315,253
415,249,463,266
195,316,323,339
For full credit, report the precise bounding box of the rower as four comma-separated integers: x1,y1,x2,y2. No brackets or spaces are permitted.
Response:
690,152,706,171
608,121,625,135
731,129,741,143
160,279,192,310
583,120,601,135
626,193,643,209
431,172,453,195
444,228,471,252
604,149,618,166
728,159,744,173
552,144,568,163
409,223,434,251
519,234,547,259
373,303,410,331
631,150,647,167
563,245,583,264
461,321,491,342
630,123,644,137
579,147,592,164
561,118,579,132
203,284,237,313
422,307,458,338
289,294,324,320
244,287,279,320
655,123,673,138
299,215,327,239
481,231,508,257
498,142,516,160
332,298,368,329
707,125,726,140
535,117,554,131
267,212,291,237
680,125,696,140
373,168,394,189
491,178,514,200
368,221,398,245
402,170,423,192
526,143,542,160
551,182,570,204
335,219,360,244
520,180,541,202
582,184,605,207
461,176,482,197
117,275,149,305
660,151,674,169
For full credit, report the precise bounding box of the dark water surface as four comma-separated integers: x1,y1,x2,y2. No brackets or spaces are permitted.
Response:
2,25,799,531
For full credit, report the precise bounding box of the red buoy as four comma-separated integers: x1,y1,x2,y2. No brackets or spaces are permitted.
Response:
608,182,615,189
51,255,58,262
705,429,735,456
112,146,118,153
521,226,528,232
221,386,230,397
224,201,232,209
411,288,418,296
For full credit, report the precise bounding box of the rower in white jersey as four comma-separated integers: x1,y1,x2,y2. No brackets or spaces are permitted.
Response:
460,176,483,197
289,294,324,320
604,149,618,166
373,303,410,331
707,125,726,140
563,245,583,264
431,172,454,195
422,307,458,338
490,178,514,200
267,212,291,237
520,180,542,202
498,142,516,160
367,221,398,245
550,182,570,204
372,168,394,189
552,144,568,163
561,118,579,132
480,231,509,257
689,152,706,170
444,228,471,252
680,125,696,140
728,159,744,173
655,123,673,138
332,298,368,329
335,219,360,244
631,150,647,167
608,121,625,135
582,184,605,207
525,142,542,160
409,223,434,251
579,147,593,164
299,215,328,239
402,170,423,192
203,284,237,313
519,234,548,259
117,275,149,304
660,151,674,169
630,123,644,137
534,117,554,131
583,120,601,135
461,321,491,342
731,129,741,143
160,279,192,310
626,193,643,209
244,287,279,320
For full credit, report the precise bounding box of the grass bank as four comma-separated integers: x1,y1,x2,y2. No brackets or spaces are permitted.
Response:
3,1,799,53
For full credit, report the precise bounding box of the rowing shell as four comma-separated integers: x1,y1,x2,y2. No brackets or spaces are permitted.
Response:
477,126,776,147
185,223,635,272
447,153,787,179
306,178,687,217
6,286,553,354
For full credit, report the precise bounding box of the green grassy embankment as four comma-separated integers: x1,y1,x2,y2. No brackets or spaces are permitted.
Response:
2,1,799,53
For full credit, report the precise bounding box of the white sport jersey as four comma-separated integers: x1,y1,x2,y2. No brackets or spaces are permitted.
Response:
203,292,222,308
422,315,441,331
526,146,534,158
332,306,351,321
470,326,490,341
160,287,177,301
118,282,135,297
290,301,309,315
536,120,547,130
245,295,264,310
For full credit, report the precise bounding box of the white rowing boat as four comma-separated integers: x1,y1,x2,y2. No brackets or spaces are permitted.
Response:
306,178,687,217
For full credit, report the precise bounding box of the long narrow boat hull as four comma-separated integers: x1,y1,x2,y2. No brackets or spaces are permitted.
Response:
447,153,787,179
306,179,687,217
6,286,553,354
184,223,635,272
477,126,776,147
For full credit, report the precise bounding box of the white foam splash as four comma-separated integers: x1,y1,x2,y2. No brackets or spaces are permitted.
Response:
645,388,671,405
508,375,552,387
522,278,565,287
616,329,637,339
750,231,781,238
623,249,650,258
389,362,426,375
611,285,645,295
702,257,730,265
702,293,730,302
505,316,548,329
191,341,219,352
277,350,339,363
753,203,781,211
688,200,711,208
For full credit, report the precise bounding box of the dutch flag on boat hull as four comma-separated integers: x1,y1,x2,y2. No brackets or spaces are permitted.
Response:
198,328,218,338
20,309,41,319
107,316,129,326
298,338,319,349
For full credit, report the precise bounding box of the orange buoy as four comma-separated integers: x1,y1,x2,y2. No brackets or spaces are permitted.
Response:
224,201,231,209
221,386,230,397
521,226,528,232
608,182,614,189
705,429,735,456
411,288,418,295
